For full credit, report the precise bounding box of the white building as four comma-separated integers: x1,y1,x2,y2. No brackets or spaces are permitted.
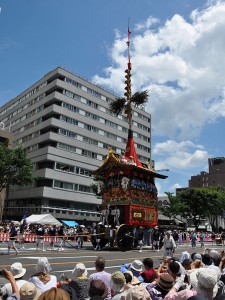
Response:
0,67,151,224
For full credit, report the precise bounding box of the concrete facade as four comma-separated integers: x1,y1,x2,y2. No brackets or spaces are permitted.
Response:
189,157,225,188
0,67,151,224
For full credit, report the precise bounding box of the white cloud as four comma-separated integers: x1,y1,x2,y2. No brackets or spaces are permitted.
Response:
135,16,159,31
153,139,209,170
92,0,225,139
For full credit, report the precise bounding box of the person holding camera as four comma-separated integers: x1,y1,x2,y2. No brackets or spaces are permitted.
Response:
0,268,20,300
0,263,27,298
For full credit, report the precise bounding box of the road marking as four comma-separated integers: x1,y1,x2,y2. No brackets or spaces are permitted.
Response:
11,255,98,260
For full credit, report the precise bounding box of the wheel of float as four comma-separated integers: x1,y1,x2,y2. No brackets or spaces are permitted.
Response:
115,224,138,251
90,225,109,250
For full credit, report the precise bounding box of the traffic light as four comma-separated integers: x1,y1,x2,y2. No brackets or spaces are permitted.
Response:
124,68,131,99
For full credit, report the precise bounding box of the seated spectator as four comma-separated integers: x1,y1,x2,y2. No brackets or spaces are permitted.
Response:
89,257,111,300
28,257,57,292
141,258,158,283
20,282,41,300
0,263,27,297
121,260,144,282
179,251,190,264
168,261,181,280
125,284,150,300
209,250,221,267
60,284,78,300
68,263,89,300
124,270,141,285
0,268,20,300
38,287,70,300
110,271,126,299
182,258,193,270
193,253,202,261
190,259,205,270
146,273,174,299
88,280,108,300
202,253,221,275
164,267,220,299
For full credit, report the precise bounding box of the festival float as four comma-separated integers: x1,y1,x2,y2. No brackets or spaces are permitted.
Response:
91,26,167,251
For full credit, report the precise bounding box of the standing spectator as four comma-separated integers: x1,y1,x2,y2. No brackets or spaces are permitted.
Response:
94,225,102,251
221,231,225,246
89,257,111,300
48,225,57,251
151,226,160,252
76,225,83,250
36,224,46,252
163,231,176,257
199,231,205,248
172,230,179,247
28,257,57,292
8,222,19,255
211,231,216,245
183,231,187,242
57,225,65,251
178,230,184,245
190,231,197,249
143,227,151,246
136,226,144,253
18,220,27,249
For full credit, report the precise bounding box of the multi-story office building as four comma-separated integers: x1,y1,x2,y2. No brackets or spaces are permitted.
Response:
0,125,13,220
189,157,225,188
0,67,151,224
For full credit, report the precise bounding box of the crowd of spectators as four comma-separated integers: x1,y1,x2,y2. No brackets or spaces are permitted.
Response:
1,247,225,300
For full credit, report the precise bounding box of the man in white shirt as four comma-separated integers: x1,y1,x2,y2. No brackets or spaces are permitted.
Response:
163,231,176,257
89,257,111,300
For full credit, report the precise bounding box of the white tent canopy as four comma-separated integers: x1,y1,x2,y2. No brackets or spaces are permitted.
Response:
25,214,61,226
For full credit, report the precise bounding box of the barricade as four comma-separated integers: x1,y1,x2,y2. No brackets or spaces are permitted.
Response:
0,233,59,243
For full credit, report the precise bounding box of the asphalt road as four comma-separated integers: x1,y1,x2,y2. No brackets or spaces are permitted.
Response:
0,240,223,286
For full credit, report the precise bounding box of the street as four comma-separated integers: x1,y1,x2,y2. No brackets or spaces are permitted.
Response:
0,240,223,285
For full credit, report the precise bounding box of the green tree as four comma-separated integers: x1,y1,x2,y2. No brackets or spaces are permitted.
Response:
160,192,186,220
204,186,225,231
162,188,225,231
0,141,34,192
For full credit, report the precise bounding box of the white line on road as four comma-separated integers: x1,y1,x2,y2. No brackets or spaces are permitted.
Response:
11,255,98,260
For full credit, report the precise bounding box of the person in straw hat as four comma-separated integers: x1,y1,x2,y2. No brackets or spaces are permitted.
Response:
66,263,89,300
20,282,42,300
121,260,144,283
110,271,127,299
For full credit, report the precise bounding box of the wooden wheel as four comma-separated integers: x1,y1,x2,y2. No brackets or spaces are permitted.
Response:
115,224,138,251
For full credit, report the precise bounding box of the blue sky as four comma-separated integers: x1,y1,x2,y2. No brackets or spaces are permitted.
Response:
1,0,225,196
